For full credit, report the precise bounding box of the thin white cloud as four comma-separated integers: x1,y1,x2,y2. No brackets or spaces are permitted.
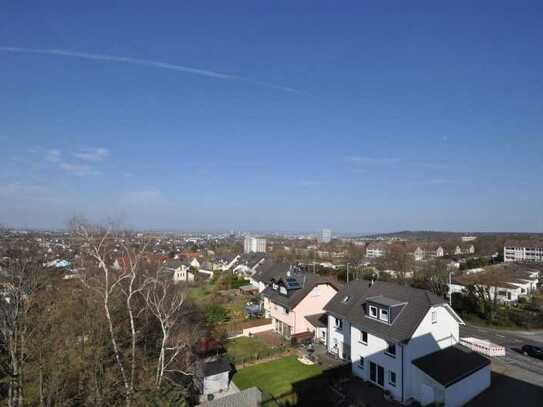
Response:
409,178,454,186
45,149,61,163
74,147,109,162
0,46,299,93
59,162,100,176
345,156,400,165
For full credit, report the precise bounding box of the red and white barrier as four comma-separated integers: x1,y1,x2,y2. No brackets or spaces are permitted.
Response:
460,337,506,357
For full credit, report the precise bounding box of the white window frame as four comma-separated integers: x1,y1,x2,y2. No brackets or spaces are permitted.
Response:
360,330,368,345
369,305,378,318
379,308,389,322
385,342,396,357
335,318,343,330
389,370,396,386
431,310,437,324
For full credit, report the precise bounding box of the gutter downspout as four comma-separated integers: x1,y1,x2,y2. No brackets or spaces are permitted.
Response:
401,343,405,404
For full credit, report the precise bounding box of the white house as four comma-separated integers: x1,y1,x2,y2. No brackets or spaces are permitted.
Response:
323,280,490,407
449,263,540,304
454,244,475,256
504,239,543,263
366,242,387,258
413,244,445,261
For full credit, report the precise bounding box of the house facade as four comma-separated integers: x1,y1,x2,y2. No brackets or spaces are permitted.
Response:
366,242,387,258
449,263,540,304
261,270,339,340
504,240,543,263
324,280,490,407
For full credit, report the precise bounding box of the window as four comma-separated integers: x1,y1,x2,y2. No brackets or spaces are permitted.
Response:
380,308,389,322
431,310,437,324
369,305,378,318
389,371,396,386
385,342,396,357
341,295,351,304
279,286,287,295
358,356,364,369
335,318,343,330
360,330,368,344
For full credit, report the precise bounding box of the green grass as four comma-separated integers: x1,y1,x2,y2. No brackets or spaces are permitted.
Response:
233,356,322,400
226,336,273,361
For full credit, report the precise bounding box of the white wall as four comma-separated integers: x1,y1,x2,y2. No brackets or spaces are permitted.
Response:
350,326,403,401
403,305,459,402
444,365,490,407
327,314,346,357
203,372,229,395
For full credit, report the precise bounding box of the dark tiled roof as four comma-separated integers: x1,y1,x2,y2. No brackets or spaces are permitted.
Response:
366,295,406,307
251,260,290,284
262,272,339,310
305,312,328,328
237,253,268,269
413,345,490,387
324,280,446,342
202,358,231,376
198,387,262,407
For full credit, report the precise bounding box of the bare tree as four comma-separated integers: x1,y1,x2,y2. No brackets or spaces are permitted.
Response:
143,277,195,388
70,218,148,407
0,258,42,407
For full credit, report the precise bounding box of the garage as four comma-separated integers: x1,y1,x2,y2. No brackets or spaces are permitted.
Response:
412,345,491,407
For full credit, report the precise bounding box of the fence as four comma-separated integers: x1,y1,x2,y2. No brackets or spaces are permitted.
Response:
460,337,506,357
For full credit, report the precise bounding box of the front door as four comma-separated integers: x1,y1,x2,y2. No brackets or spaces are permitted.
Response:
370,362,376,382
377,365,385,386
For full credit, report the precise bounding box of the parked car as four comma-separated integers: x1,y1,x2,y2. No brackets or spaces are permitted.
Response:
521,344,543,360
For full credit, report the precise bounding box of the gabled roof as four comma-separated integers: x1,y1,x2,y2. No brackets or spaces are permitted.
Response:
201,358,231,377
262,272,340,310
324,280,447,343
413,345,490,387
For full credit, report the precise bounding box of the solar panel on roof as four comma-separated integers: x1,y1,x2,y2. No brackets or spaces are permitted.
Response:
286,277,301,290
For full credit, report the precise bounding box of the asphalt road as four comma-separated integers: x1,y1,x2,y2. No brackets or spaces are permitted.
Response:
460,324,543,379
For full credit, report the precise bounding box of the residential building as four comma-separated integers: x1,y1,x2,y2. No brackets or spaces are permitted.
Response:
366,242,387,258
261,269,340,340
323,280,490,406
449,263,540,303
321,228,332,243
461,236,477,242
454,244,475,256
232,253,268,280
413,244,445,261
504,239,543,263
244,236,267,254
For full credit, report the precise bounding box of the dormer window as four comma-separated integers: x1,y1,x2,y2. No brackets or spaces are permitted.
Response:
272,283,278,290
279,286,287,295
379,308,389,322
369,305,378,318
342,295,351,304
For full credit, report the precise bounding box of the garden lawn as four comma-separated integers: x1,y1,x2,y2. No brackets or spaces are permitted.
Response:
233,356,323,399
226,336,273,362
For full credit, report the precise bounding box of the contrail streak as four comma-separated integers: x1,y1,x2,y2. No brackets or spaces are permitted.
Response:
0,46,299,93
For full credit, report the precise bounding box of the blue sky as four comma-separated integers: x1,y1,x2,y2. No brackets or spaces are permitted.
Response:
1,1,542,233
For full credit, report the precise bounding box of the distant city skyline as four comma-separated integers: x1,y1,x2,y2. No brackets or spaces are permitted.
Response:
1,1,543,232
